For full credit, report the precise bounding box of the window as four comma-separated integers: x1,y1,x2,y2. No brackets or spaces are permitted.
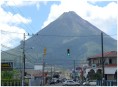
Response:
109,59,112,64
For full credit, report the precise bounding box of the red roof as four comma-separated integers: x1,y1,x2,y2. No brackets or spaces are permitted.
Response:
88,51,117,59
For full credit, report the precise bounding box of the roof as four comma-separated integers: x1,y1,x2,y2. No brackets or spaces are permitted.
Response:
88,51,117,59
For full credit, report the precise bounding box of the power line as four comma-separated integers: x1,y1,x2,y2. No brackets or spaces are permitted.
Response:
12,1,35,34
1,44,40,65
1,45,88,65
26,54,38,63
1,30,117,37
25,57,34,65
37,34,117,37
1,30,24,34
6,5,32,34
1,44,22,52
1,50,21,57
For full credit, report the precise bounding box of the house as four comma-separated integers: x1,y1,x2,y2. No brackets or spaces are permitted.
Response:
85,51,117,80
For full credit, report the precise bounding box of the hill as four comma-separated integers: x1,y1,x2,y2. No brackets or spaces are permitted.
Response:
1,11,117,69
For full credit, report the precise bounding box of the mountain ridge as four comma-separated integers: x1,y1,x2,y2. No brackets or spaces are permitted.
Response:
1,11,117,69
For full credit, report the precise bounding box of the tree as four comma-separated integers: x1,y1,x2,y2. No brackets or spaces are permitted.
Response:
95,69,102,80
87,69,95,80
1,71,13,80
1,69,21,80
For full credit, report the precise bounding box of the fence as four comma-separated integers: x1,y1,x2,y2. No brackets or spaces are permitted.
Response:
1,80,22,86
96,80,117,86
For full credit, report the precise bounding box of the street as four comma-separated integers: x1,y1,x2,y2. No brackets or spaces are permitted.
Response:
45,83,63,86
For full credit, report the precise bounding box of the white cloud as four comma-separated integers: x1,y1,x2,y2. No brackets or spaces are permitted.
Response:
4,0,38,7
0,1,32,50
0,0,49,50
1,24,26,48
3,0,47,11
42,0,117,39
0,7,31,25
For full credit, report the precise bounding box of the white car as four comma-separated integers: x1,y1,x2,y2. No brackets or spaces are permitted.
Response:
83,80,96,86
63,80,80,86
89,81,96,86
83,81,90,86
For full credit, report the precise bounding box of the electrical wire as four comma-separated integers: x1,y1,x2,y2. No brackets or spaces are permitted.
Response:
1,45,87,66
12,1,35,34
1,30,117,37
5,5,32,34
1,30,116,66
1,30,24,34
1,50,21,57
1,44,39,64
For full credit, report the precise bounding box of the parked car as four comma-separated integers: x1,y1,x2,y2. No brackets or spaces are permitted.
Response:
83,80,96,86
49,78,59,84
61,78,67,82
83,81,90,86
63,80,80,86
89,80,96,86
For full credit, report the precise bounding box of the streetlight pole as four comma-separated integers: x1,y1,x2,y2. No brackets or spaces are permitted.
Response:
73,60,76,80
101,32,105,86
22,33,25,86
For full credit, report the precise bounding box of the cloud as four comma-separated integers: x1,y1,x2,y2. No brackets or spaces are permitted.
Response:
1,24,26,48
0,1,32,49
3,0,47,10
0,7,31,25
42,0,117,39
4,0,38,7
0,0,48,50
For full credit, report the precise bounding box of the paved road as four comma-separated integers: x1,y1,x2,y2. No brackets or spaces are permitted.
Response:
45,83,63,86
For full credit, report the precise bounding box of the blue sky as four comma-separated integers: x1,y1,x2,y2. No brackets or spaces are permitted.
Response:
0,0,117,49
1,1,60,34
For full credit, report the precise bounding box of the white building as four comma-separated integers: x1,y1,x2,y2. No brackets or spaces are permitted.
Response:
85,51,117,80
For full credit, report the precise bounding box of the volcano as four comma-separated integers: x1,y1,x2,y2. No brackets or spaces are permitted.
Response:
1,11,117,69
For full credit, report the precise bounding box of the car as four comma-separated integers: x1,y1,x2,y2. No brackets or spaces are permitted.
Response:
83,81,90,86
63,80,80,86
83,80,96,86
49,80,55,85
61,78,67,82
89,80,96,86
49,78,58,84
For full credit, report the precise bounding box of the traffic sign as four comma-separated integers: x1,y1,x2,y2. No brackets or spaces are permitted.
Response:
92,64,96,69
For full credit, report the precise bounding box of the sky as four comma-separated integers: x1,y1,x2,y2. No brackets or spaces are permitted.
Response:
0,0,117,50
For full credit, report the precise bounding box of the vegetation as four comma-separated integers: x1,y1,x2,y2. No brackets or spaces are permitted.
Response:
1,69,21,80
87,69,102,80
1,69,29,86
1,71,14,80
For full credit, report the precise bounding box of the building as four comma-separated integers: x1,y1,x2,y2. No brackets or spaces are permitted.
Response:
85,51,117,80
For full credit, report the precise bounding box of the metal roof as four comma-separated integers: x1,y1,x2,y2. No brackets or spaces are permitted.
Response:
88,51,117,59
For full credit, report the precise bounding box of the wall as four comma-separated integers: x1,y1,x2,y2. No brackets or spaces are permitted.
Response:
107,74,114,80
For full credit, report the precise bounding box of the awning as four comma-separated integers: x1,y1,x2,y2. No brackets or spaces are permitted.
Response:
105,67,117,74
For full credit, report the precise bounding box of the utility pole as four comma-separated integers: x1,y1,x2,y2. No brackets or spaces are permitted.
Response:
73,60,76,80
22,33,25,86
42,58,45,86
42,48,46,86
51,65,52,80
101,32,105,86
